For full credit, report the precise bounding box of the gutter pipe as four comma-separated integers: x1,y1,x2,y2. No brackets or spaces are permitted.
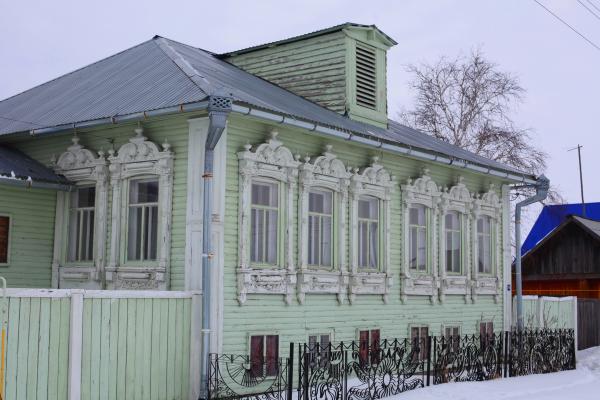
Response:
199,93,232,400
514,174,550,331
0,175,73,191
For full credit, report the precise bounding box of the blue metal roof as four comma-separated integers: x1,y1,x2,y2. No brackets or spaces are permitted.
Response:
522,203,600,254
0,35,531,178
0,145,71,185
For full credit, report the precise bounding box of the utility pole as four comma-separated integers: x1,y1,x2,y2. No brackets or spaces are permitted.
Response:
568,145,586,217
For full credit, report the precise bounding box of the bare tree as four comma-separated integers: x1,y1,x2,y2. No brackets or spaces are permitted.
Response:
400,50,555,194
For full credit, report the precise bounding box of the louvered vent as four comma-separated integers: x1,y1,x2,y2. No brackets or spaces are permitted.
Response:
355,43,377,109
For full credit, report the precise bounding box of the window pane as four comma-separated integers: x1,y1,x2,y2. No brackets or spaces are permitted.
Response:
250,336,264,377
417,228,426,271
252,182,278,207
321,216,332,267
265,335,279,376
409,205,425,226
308,215,320,265
250,209,262,262
409,227,418,269
127,207,143,260
0,216,9,264
369,222,378,269
309,190,332,214
358,196,378,219
266,209,278,264
130,179,158,204
358,221,368,268
77,187,96,208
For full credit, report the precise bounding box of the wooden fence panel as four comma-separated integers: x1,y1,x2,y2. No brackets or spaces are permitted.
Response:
80,297,192,400
3,297,71,400
577,299,600,350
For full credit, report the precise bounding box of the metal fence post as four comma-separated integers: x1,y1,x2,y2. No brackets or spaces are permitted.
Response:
287,342,294,400
426,336,432,386
302,351,309,400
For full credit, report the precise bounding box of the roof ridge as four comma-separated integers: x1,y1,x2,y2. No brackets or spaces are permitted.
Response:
0,39,156,104
152,37,214,96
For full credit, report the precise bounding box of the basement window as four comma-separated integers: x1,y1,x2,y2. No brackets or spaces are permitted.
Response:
0,215,10,265
355,42,378,110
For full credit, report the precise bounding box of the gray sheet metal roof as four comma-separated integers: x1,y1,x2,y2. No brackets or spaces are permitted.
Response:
573,216,600,239
0,34,531,178
0,145,70,185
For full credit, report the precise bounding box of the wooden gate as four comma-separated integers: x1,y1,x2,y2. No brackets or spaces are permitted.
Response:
577,299,600,350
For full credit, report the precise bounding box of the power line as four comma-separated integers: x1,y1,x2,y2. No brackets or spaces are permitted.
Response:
533,0,600,51
578,0,600,21
586,0,600,14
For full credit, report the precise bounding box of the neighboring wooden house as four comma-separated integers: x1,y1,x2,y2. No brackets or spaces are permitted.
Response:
0,23,538,363
520,213,600,349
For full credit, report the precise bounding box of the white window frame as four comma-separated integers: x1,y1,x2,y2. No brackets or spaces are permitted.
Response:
52,136,108,288
249,178,282,267
66,185,97,264
438,176,473,303
107,127,174,290
125,177,161,263
298,145,351,304
237,130,300,305
471,184,503,303
400,170,441,303
0,213,12,267
348,156,394,304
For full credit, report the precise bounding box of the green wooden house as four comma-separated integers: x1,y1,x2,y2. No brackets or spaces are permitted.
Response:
0,23,539,397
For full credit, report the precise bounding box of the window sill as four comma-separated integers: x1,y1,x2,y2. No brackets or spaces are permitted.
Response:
297,269,348,304
348,271,392,304
237,267,296,305
401,273,437,303
471,276,501,303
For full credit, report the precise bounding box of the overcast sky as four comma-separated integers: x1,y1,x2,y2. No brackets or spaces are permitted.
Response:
1,0,600,235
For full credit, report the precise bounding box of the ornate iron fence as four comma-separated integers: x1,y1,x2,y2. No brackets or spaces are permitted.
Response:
208,329,575,400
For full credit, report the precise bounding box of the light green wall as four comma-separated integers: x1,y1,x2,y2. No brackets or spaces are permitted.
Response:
0,186,56,287
222,114,508,354
1,113,201,290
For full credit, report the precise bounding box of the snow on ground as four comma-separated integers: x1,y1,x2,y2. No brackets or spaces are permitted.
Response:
394,347,600,400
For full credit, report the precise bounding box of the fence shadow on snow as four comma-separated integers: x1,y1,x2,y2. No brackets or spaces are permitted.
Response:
208,329,575,400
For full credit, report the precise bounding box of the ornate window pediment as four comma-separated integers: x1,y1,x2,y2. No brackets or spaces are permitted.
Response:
52,136,108,288
348,157,394,304
471,184,503,302
297,145,352,304
438,176,473,302
400,169,441,303
237,130,300,305
106,127,174,290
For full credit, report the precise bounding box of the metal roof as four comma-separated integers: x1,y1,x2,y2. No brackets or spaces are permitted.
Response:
0,145,71,186
0,34,532,178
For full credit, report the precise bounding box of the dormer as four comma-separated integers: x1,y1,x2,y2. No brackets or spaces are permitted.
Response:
223,23,397,129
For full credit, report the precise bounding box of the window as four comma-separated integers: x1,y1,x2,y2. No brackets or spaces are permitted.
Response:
411,326,429,361
357,196,379,270
308,190,333,268
444,326,461,352
445,212,461,273
127,178,159,262
358,329,380,365
250,335,279,377
67,187,96,262
250,181,279,265
477,216,492,274
0,216,9,264
409,205,427,272
308,333,331,368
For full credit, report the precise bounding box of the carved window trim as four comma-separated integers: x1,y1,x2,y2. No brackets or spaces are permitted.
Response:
297,145,351,304
348,157,394,304
400,169,441,303
52,136,108,287
438,176,473,303
237,131,300,305
471,184,503,303
106,127,174,290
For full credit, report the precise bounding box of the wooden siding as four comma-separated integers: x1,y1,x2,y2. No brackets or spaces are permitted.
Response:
3,297,71,400
2,113,200,290
0,186,56,287
221,115,509,354
226,31,348,114
578,299,600,349
80,297,191,400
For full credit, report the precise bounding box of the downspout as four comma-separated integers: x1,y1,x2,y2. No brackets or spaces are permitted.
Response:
514,174,549,331
200,92,232,400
